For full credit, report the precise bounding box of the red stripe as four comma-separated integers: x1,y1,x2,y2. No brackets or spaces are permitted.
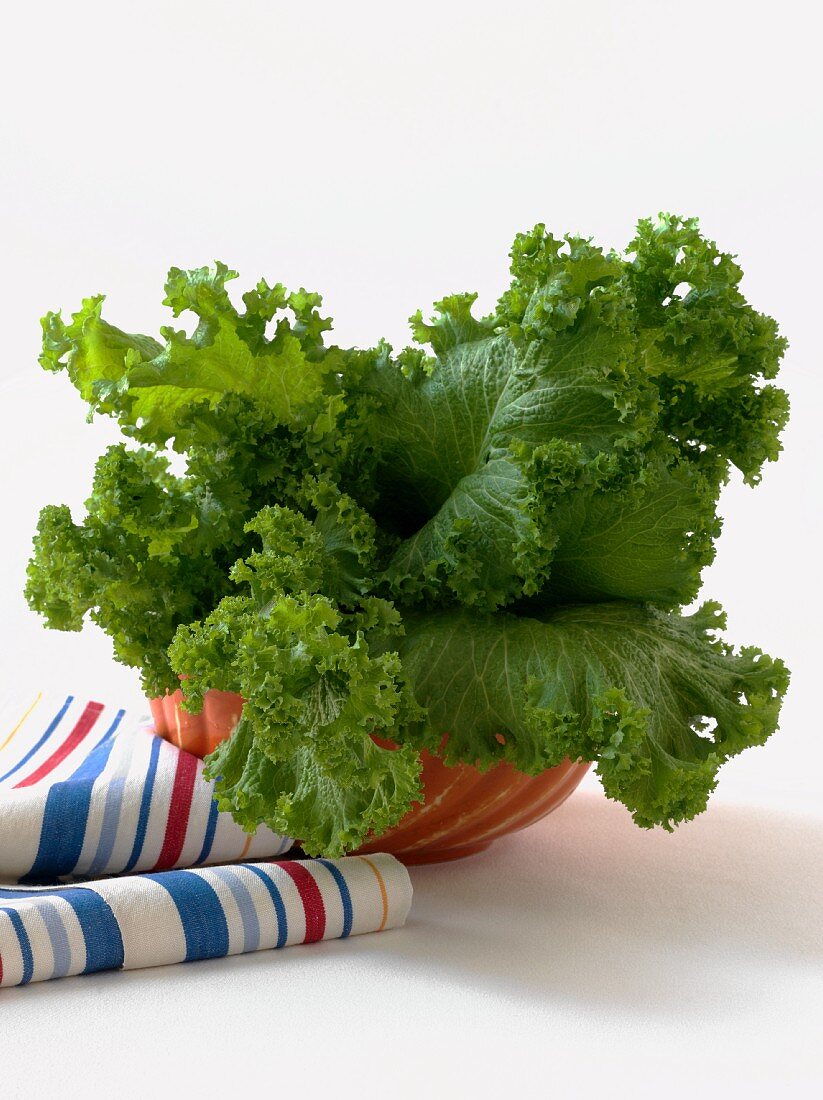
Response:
0,948,4,986
278,861,327,943
151,752,198,871
14,701,104,789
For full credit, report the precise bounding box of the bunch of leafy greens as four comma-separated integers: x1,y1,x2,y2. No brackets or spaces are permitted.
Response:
27,216,790,855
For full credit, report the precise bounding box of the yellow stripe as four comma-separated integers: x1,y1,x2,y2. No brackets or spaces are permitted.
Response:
359,855,389,931
0,692,43,754
239,833,253,859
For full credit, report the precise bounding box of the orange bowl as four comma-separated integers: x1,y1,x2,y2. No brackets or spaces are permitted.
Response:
149,689,590,864
150,689,244,759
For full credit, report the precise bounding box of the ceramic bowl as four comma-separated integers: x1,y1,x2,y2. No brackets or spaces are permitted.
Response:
149,689,590,863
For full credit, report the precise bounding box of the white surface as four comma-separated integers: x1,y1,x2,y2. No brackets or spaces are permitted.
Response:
2,793,821,1097
0,1,821,1093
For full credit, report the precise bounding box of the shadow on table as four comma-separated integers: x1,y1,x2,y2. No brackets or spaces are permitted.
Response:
391,791,823,1015
2,791,820,1014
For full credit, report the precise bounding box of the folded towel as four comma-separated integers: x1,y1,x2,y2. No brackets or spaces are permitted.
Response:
0,691,292,882
0,852,412,987
0,692,413,987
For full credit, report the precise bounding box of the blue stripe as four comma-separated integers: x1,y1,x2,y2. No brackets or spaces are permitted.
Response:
23,780,97,883
68,709,124,780
37,901,73,979
0,696,73,785
86,777,127,876
23,721,121,883
193,797,220,866
59,889,124,974
85,731,138,876
208,868,260,953
146,871,229,962
122,735,162,873
0,907,34,984
245,865,288,948
65,735,117,783
317,858,353,938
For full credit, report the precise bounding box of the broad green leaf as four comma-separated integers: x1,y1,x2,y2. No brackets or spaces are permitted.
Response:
396,601,789,829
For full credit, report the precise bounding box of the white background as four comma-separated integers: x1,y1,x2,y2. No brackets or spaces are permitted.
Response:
0,1,820,1095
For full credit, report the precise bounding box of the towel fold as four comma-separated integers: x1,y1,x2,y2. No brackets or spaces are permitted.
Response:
0,692,413,987
0,852,412,987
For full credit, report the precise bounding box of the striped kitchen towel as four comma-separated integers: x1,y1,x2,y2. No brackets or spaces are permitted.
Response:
0,691,413,987
0,691,293,882
0,852,412,987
